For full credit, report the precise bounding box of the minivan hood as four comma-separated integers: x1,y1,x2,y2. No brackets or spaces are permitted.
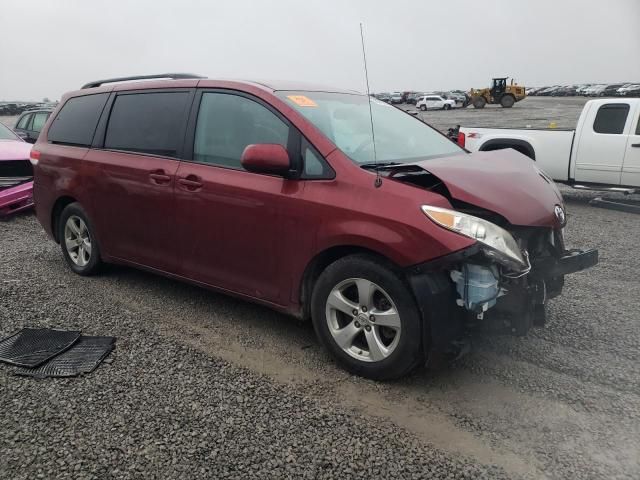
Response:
400,149,564,227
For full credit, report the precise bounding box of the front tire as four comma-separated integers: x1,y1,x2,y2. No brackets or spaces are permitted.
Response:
311,254,424,380
472,96,486,109
58,203,102,276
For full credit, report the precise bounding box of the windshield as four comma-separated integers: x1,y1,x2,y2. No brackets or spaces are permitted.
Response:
0,122,19,141
277,91,464,164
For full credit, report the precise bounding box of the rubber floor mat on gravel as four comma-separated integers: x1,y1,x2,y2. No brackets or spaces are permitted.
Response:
14,336,116,378
0,328,81,368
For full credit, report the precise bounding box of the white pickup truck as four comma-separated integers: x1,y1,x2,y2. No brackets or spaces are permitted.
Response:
458,98,640,189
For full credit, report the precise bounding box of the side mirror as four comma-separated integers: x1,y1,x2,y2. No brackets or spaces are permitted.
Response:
241,144,291,176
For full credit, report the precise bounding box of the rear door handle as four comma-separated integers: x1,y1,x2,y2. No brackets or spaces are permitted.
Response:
632,143,640,148
177,175,203,191
149,172,172,185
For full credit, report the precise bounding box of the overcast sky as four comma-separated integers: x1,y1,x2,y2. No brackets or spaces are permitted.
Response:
1,0,639,101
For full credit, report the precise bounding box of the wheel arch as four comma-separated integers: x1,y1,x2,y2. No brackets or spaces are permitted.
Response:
479,138,536,160
51,195,78,243
299,245,400,321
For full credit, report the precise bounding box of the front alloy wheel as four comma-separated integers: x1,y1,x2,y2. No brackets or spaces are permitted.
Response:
311,254,424,380
326,278,401,362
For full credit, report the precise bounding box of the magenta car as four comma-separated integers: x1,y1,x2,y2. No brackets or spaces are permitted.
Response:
0,122,34,216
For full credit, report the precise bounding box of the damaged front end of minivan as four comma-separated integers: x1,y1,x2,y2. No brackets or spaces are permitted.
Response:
385,153,598,355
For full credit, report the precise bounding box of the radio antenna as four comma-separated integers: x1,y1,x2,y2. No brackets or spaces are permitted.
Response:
359,23,381,188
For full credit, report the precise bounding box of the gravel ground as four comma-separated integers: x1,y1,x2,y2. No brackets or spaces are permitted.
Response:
1,97,639,479
0,215,512,480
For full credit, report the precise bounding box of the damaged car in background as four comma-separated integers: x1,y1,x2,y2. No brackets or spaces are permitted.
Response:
0,122,34,216
33,77,597,380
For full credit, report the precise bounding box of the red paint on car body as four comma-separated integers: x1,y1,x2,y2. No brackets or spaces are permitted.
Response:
413,149,565,227
32,78,566,317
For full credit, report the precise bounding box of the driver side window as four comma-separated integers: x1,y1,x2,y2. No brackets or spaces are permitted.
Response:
194,93,290,169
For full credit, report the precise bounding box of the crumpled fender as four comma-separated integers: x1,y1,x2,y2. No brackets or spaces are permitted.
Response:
0,181,34,216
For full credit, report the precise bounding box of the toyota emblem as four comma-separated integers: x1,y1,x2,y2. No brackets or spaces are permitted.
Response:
554,205,566,225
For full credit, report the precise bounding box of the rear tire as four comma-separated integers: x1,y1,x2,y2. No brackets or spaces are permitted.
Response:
420,105,427,111
472,96,486,109
500,94,515,108
444,104,451,110
311,254,424,380
58,203,102,276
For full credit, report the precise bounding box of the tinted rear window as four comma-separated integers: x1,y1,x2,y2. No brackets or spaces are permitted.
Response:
47,93,109,146
593,104,630,134
104,92,190,157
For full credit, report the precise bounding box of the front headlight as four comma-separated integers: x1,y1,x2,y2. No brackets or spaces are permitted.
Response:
421,205,527,270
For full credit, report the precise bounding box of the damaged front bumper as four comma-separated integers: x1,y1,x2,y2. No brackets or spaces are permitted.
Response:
0,180,34,217
531,248,598,279
407,240,598,354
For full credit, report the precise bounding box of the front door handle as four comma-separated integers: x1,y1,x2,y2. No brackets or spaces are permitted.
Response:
149,172,171,185
177,175,203,191
632,143,640,148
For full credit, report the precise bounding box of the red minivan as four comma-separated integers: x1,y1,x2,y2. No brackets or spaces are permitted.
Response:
32,74,597,379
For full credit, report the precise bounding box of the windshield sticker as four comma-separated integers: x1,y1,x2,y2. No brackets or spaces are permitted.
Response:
287,95,318,107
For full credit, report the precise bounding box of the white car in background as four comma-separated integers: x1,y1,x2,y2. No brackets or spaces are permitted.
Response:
416,95,456,111
585,84,607,96
575,84,592,95
618,84,640,95
390,92,403,104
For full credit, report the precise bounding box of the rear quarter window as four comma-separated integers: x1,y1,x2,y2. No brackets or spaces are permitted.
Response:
47,93,109,146
16,113,32,130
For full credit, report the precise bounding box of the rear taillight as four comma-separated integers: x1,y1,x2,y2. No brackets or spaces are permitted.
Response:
30,149,40,166
457,132,466,148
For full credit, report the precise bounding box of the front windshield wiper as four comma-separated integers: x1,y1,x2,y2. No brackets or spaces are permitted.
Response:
359,161,402,170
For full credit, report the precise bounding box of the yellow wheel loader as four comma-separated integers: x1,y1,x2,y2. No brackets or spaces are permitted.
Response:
468,77,526,108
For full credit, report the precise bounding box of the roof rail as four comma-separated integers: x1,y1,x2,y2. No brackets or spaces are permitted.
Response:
81,73,206,89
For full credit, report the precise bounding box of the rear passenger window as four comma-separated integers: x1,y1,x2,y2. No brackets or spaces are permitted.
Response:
593,104,630,134
31,112,49,133
104,92,190,157
48,93,109,146
194,93,289,169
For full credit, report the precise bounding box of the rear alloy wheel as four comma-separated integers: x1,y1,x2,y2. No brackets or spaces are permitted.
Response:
420,104,427,111
59,203,102,275
311,255,424,380
64,216,92,267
